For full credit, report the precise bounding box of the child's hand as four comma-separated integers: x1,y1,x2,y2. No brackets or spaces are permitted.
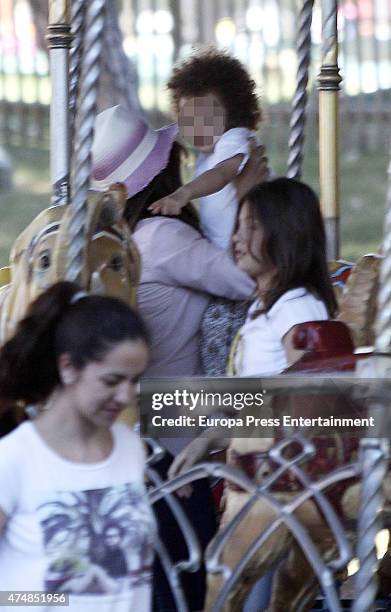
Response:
148,189,188,216
233,143,269,201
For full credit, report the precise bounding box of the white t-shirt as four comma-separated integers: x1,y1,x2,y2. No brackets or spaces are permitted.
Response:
232,288,328,376
0,422,155,612
195,127,255,250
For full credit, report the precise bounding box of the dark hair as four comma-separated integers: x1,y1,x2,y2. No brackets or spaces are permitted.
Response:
242,178,337,317
125,141,200,233
167,47,261,131
0,281,149,407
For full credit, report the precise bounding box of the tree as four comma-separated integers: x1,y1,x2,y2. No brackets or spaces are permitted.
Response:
30,0,48,52
28,0,138,111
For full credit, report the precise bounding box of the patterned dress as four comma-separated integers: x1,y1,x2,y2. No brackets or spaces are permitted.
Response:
199,298,251,376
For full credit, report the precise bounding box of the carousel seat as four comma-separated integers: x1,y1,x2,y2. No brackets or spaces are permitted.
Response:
279,251,382,507
285,313,391,604
288,320,358,372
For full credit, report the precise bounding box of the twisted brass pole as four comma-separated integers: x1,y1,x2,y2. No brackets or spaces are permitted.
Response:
65,0,106,284
287,0,314,179
46,0,72,206
317,0,342,259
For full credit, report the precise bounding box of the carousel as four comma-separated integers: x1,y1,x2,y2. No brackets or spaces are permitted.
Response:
0,1,390,611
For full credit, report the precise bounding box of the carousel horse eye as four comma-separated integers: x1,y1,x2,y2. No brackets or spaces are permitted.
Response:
109,254,123,272
38,250,51,270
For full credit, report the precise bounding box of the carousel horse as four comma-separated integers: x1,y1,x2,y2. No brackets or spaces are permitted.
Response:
205,254,391,611
0,184,140,430
0,183,140,343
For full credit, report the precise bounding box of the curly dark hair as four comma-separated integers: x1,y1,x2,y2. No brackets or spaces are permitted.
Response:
167,47,261,131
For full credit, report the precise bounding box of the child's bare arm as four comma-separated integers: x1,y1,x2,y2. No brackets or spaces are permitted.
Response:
182,154,244,200
148,154,244,215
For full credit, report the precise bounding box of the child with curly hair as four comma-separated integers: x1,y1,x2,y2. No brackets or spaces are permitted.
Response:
149,47,263,250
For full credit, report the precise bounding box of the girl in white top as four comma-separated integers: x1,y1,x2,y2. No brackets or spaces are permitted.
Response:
0,282,155,612
211,178,337,610
228,177,337,376
169,178,338,611
169,177,337,475
171,177,337,470
170,178,336,476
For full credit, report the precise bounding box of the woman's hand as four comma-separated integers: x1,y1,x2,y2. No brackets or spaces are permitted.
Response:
167,436,211,499
234,142,269,201
168,435,211,479
168,429,228,498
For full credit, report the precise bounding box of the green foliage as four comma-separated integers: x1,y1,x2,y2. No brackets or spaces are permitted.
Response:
0,147,50,266
268,148,387,262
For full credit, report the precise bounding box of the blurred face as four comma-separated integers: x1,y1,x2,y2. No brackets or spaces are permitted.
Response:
178,93,226,151
104,527,122,548
233,200,275,282
60,339,149,428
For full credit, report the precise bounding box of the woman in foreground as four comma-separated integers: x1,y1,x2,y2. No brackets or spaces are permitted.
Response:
0,281,155,612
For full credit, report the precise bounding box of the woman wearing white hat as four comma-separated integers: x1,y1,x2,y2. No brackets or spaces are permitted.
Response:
91,105,266,612
92,105,265,379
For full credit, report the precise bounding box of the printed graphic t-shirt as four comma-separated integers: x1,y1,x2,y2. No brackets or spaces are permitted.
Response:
0,421,155,612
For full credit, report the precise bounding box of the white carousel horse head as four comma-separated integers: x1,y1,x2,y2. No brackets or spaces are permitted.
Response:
0,183,140,343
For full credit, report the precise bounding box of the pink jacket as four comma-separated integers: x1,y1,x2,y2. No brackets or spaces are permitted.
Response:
133,217,255,377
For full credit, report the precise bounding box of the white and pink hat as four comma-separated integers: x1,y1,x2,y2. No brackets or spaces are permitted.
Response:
91,105,178,198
